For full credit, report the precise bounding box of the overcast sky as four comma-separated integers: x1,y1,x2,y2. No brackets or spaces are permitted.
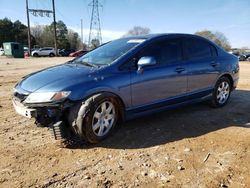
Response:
0,0,249,48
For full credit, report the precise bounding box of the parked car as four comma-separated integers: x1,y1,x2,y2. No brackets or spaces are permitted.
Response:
239,54,247,61
247,57,250,62
0,48,4,56
244,53,250,60
59,49,76,57
12,34,239,144
69,49,88,57
31,47,56,57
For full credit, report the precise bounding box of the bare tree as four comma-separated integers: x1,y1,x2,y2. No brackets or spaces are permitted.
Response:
124,26,151,37
195,30,231,51
31,25,45,47
67,29,83,49
31,21,86,50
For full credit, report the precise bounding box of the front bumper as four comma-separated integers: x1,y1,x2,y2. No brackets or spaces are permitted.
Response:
12,95,73,127
12,99,37,118
12,86,77,141
12,98,74,141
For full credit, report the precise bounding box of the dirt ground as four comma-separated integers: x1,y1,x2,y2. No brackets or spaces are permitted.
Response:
0,56,249,188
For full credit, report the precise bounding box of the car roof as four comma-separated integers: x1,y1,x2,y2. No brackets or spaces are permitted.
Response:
124,33,221,49
123,33,201,40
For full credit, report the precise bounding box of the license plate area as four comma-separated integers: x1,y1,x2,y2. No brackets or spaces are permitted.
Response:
12,100,36,118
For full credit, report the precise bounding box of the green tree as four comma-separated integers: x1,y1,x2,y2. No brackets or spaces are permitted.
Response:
50,20,69,49
195,30,231,51
13,20,36,46
0,18,35,47
0,18,14,45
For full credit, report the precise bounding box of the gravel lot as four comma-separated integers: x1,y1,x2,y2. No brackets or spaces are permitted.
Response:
0,56,249,188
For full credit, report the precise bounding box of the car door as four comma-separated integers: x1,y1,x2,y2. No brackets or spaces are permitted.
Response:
184,38,220,98
39,48,47,56
45,48,52,56
130,38,188,108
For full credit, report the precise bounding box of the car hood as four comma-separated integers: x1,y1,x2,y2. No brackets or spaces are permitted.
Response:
19,63,97,92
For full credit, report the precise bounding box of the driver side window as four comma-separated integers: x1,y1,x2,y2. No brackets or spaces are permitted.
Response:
120,38,183,70
138,39,183,65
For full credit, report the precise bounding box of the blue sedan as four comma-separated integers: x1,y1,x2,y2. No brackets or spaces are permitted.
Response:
12,34,239,143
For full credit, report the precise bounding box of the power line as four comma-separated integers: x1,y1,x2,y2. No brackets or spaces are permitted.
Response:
25,0,58,56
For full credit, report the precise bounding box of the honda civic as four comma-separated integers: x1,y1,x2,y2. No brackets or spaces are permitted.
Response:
12,34,239,143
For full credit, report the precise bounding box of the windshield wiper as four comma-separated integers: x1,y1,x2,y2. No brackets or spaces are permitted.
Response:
78,61,99,68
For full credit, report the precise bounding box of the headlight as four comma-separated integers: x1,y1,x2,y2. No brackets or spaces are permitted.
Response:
25,91,71,104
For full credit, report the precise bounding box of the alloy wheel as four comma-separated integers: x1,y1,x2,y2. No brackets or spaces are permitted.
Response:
92,101,115,137
217,81,230,104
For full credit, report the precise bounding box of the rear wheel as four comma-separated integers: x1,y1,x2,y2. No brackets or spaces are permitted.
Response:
49,53,55,57
211,77,231,107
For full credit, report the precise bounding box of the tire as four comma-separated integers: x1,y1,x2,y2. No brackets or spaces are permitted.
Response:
33,53,39,57
49,53,55,57
211,77,231,108
68,93,121,143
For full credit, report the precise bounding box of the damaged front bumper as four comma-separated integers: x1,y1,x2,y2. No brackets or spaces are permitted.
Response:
12,97,67,125
12,99,37,119
12,95,77,141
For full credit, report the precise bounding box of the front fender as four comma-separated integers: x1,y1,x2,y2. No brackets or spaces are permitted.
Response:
68,72,132,108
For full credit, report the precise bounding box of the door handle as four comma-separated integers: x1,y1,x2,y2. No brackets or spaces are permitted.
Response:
175,67,185,73
210,62,219,67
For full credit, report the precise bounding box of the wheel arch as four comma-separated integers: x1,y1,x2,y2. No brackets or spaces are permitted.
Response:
218,73,234,90
67,91,126,141
69,91,126,124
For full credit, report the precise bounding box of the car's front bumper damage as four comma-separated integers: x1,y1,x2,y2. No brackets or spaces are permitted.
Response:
12,91,76,142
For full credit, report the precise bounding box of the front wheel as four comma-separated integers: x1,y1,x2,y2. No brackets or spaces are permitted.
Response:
211,77,231,108
69,93,119,143
33,53,39,57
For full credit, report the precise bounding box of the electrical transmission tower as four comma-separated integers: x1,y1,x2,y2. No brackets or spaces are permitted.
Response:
88,0,102,47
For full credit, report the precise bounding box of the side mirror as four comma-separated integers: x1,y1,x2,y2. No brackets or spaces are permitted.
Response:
137,56,156,74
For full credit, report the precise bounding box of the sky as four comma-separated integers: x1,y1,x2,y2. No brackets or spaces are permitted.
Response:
0,0,249,48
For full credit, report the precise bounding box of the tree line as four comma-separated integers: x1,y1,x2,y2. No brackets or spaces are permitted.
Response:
0,18,83,50
0,18,35,47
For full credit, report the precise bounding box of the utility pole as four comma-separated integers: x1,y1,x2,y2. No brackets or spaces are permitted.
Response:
26,0,57,56
81,19,83,49
52,0,58,56
26,0,32,55
88,0,102,48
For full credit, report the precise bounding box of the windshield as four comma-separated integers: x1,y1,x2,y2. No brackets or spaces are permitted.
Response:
71,38,145,66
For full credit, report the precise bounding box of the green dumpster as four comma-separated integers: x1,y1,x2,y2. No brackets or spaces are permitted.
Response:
3,42,24,58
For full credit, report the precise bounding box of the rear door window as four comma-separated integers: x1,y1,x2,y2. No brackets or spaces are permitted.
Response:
185,38,212,60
